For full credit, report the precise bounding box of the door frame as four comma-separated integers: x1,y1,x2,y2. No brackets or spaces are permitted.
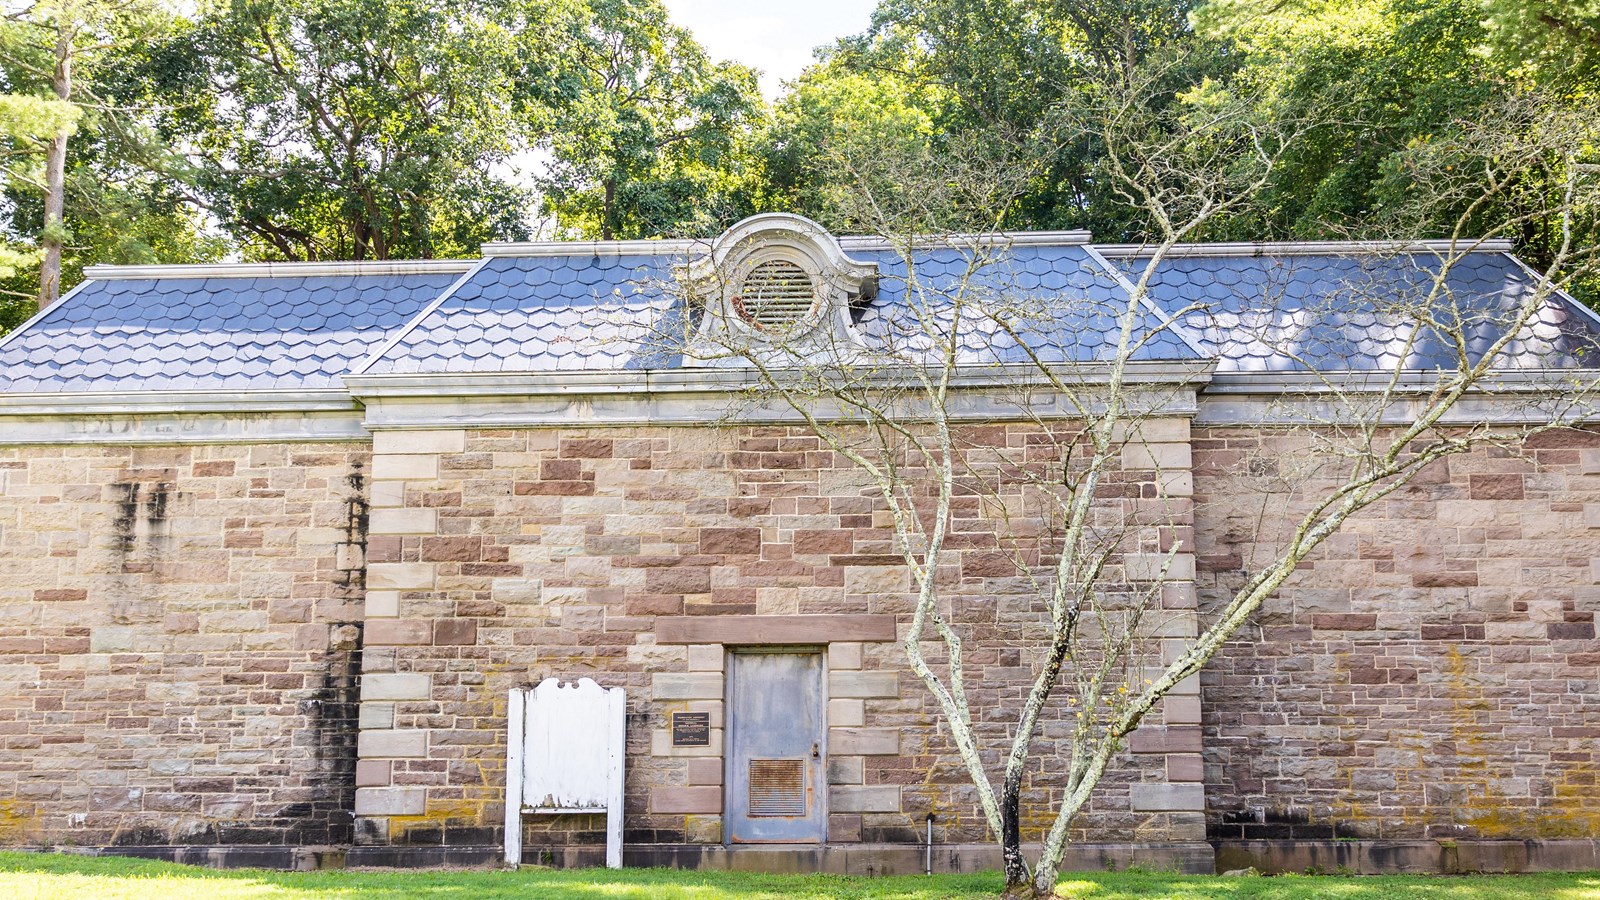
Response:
723,645,828,844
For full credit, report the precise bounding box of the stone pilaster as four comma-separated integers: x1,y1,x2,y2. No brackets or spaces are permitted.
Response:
1122,417,1207,842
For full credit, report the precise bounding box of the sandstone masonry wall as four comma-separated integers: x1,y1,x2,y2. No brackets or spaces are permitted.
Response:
0,442,369,846
1194,427,1600,841
354,422,1203,852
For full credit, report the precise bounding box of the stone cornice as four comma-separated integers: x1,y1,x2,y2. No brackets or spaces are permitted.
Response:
0,389,366,444
1196,369,1600,426
347,362,1216,430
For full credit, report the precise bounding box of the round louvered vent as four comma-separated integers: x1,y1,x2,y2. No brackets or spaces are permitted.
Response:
734,260,817,334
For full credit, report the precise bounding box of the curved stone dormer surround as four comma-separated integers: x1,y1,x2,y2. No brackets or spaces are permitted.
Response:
680,213,879,364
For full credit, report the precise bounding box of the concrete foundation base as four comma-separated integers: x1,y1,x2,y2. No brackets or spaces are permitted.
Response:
344,841,1217,875
42,845,346,870
1212,839,1600,875
17,839,1600,876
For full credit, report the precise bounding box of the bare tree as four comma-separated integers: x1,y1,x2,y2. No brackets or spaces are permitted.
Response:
629,76,1600,897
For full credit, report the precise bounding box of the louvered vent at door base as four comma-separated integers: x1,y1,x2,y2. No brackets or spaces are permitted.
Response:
735,260,816,333
747,758,807,817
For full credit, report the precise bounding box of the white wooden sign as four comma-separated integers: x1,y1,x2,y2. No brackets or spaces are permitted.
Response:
504,677,626,868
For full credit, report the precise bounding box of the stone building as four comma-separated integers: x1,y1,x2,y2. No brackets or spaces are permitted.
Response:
0,214,1597,874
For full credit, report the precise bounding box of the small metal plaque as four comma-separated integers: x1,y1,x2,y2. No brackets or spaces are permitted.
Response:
671,712,711,747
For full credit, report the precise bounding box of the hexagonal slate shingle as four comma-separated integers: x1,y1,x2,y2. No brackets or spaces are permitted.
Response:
0,270,465,393
367,244,1203,376
5,242,1595,394
1117,251,1600,372
364,255,687,375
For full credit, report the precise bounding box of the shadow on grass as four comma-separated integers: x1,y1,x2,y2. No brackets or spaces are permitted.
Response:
0,852,1597,900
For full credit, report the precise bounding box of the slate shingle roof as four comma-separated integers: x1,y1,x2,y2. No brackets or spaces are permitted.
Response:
855,245,1201,364
1116,251,1600,372
365,245,1201,376
1,240,1594,394
0,269,467,392
364,255,683,375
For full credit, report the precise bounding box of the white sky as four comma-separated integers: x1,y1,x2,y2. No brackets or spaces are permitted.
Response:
661,0,881,100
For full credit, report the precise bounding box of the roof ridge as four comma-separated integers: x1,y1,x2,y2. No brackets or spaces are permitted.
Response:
83,260,479,279
1095,238,1515,258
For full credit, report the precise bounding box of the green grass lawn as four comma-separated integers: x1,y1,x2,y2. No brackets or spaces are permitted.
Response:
0,851,1596,899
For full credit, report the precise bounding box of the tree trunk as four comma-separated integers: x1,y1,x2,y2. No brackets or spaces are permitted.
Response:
602,176,616,241
1001,780,1027,890
39,22,73,310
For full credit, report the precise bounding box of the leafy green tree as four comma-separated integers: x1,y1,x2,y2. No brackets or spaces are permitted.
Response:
759,63,939,231
535,0,765,240
0,0,183,309
131,0,552,261
0,92,77,330
1479,0,1600,90
769,0,1228,235
1193,0,1504,239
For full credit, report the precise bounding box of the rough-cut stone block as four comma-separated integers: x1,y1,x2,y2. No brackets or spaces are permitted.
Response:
373,430,465,456
1162,695,1203,725
687,644,725,672
1312,613,1378,631
357,729,428,758
355,760,391,787
433,619,477,645
359,703,395,730
651,673,723,700
365,591,399,618
367,563,434,590
828,671,898,699
829,815,863,843
354,787,426,817
830,727,899,755
1113,418,1189,444
828,698,865,728
844,567,909,595
1160,471,1194,497
1167,753,1204,783
827,756,864,785
370,480,406,508
361,673,431,701
647,567,713,595
90,627,137,653
365,619,431,646
686,758,723,786
1469,473,1524,500
368,507,436,535
371,454,438,480
699,528,761,555
1125,554,1196,581
656,615,897,645
650,786,721,814
1128,725,1203,754
828,642,863,670
1162,582,1197,609
829,785,901,813
1123,442,1192,471
1129,783,1205,812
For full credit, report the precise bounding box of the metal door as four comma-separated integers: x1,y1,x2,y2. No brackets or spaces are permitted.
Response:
726,649,825,843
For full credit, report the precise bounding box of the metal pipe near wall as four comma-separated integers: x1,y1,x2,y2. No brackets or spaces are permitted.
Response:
925,814,935,875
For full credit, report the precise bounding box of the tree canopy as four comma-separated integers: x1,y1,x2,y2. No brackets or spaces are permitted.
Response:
0,0,1595,334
